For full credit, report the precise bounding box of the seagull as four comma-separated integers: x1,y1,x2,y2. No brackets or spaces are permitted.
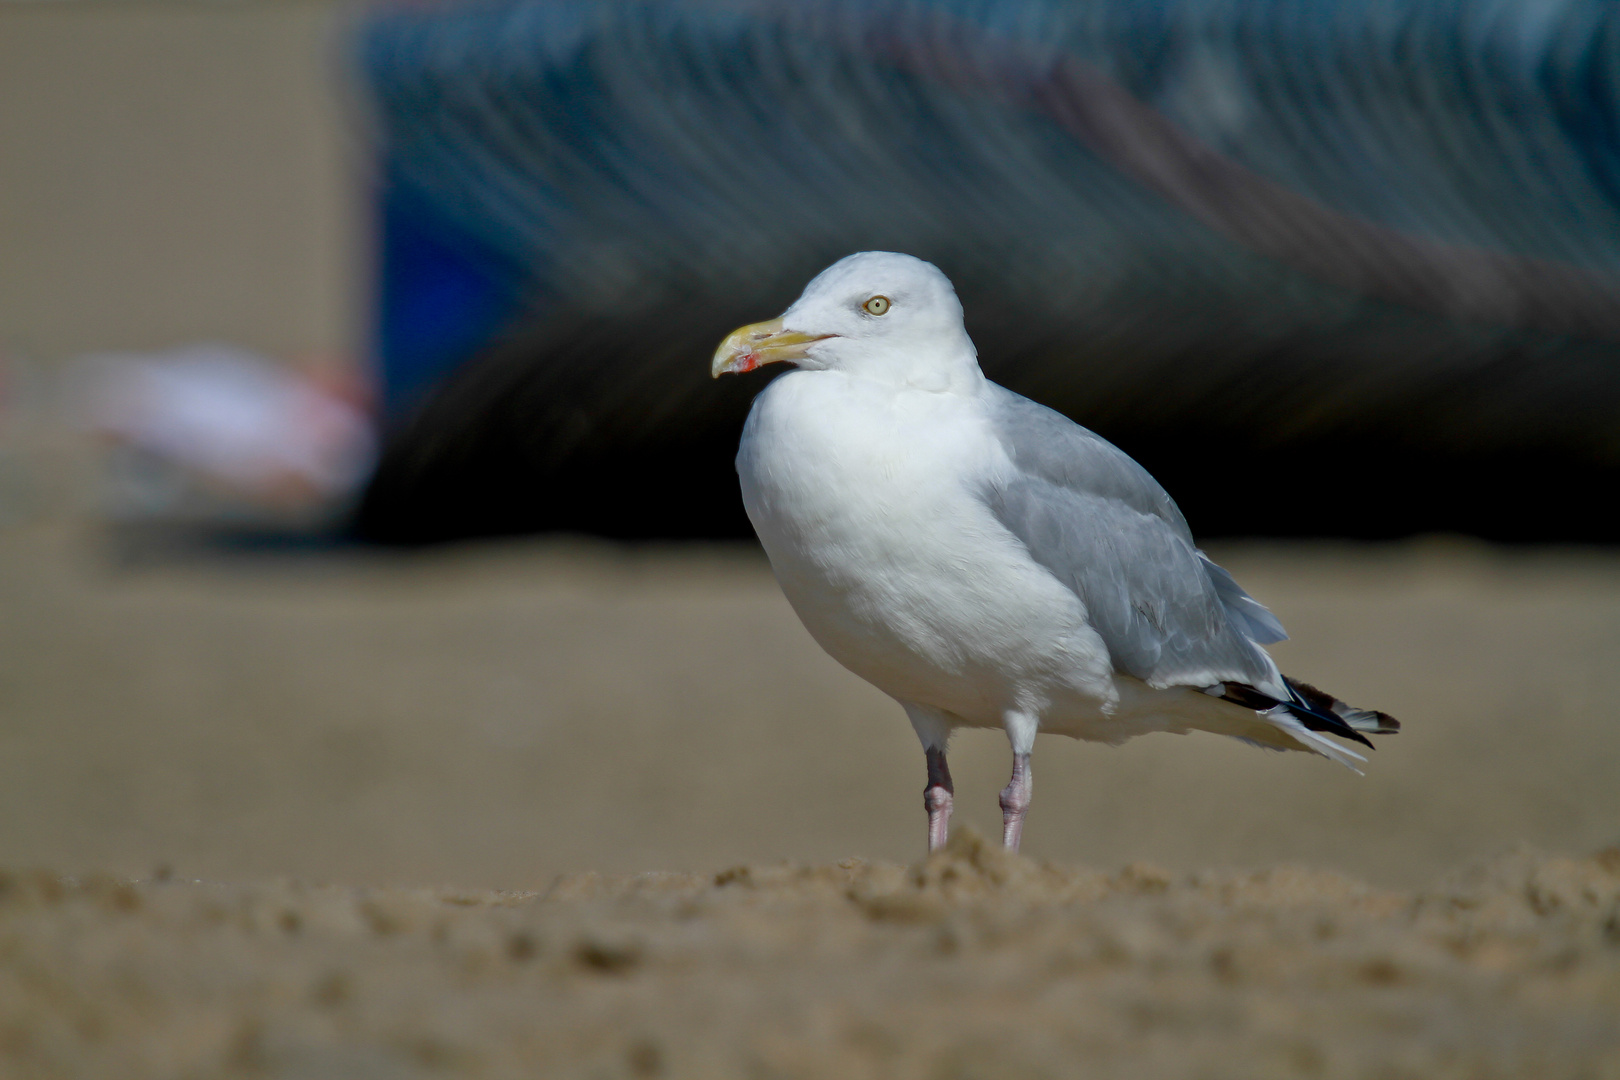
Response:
712,252,1398,853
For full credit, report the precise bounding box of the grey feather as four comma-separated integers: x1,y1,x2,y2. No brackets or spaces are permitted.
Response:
987,388,1192,539
984,385,1283,689
1199,554,1289,644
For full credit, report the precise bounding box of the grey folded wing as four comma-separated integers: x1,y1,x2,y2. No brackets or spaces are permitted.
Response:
984,386,1283,689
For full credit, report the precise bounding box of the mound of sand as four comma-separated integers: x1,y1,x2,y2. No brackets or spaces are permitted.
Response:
4,831,1618,1079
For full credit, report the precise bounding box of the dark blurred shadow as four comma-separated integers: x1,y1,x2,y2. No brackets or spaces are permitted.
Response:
351,0,1620,544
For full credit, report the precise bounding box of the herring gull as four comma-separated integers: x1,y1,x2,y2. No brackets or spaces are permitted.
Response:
712,252,1398,853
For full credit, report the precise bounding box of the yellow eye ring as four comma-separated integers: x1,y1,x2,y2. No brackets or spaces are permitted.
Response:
863,295,891,316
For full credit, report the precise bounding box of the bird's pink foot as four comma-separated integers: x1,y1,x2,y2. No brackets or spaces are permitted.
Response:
924,746,954,853
999,753,1032,852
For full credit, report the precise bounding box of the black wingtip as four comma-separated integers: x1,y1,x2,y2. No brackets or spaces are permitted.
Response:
1283,677,1401,740
1315,714,1376,749
1219,678,1388,749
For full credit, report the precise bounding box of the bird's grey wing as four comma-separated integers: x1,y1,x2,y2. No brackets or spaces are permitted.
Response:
986,385,1194,540
984,385,1284,687
1198,554,1287,644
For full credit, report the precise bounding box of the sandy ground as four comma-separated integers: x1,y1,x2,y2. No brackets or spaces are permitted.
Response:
3,514,1620,1076
3,835,1619,1079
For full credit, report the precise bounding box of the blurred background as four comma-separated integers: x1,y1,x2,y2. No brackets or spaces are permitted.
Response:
1,0,1618,891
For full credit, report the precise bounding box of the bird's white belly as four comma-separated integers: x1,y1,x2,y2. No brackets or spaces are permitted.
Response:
737,372,1117,728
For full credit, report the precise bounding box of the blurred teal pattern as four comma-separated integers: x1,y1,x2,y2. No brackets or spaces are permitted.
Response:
355,0,1620,543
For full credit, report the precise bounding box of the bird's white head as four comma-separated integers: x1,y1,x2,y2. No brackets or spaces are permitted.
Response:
712,252,981,392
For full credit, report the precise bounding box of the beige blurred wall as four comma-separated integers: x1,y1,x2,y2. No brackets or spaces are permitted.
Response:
0,0,366,367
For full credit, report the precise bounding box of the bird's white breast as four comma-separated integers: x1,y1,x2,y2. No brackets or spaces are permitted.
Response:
736,370,1116,726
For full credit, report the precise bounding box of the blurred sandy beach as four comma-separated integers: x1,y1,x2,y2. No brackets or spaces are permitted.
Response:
3,521,1618,891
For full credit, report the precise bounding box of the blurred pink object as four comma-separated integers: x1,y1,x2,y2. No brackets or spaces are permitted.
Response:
76,345,376,515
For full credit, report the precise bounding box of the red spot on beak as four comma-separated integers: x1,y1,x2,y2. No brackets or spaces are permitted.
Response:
734,353,760,374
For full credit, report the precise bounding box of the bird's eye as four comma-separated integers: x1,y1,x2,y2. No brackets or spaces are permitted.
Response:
863,295,891,316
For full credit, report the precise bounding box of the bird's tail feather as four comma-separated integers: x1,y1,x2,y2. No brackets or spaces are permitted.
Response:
1262,709,1368,772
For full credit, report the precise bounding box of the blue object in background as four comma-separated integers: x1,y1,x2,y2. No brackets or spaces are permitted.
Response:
374,174,529,414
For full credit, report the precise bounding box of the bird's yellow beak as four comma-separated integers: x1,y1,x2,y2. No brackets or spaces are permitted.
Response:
711,318,831,378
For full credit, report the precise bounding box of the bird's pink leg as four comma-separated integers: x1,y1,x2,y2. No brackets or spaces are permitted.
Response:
924,746,954,853
999,753,1032,852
